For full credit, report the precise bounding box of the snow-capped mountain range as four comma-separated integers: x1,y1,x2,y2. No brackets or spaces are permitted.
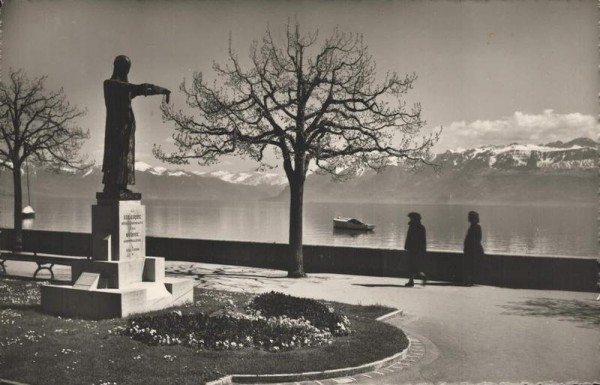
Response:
435,137,597,171
274,137,597,204
4,137,597,184
131,136,597,184
130,162,288,186
0,137,596,204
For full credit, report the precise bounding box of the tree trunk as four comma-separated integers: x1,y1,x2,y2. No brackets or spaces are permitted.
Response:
12,163,23,251
287,175,306,278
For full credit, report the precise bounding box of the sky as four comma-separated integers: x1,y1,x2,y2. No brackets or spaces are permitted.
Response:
2,0,598,172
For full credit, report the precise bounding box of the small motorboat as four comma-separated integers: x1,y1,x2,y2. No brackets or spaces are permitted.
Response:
22,205,36,219
333,217,375,231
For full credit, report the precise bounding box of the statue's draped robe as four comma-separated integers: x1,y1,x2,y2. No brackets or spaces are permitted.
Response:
101,79,148,187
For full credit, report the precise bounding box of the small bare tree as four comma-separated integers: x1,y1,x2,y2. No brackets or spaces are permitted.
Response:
155,24,438,277
0,69,89,250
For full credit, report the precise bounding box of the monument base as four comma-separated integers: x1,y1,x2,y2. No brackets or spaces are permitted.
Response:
40,195,194,320
41,255,194,320
41,276,193,319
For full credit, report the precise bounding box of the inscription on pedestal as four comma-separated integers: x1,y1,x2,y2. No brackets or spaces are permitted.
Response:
119,205,145,260
92,199,146,261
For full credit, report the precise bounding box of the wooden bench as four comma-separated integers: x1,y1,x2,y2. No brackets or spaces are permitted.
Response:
0,250,88,280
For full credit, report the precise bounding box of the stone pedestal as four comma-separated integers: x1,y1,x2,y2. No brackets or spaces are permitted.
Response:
41,194,194,320
91,197,145,262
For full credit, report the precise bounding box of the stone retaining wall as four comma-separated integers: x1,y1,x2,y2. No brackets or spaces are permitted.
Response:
0,228,596,292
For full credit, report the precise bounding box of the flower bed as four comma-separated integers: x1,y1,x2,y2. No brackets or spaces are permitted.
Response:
121,291,351,351
248,291,351,336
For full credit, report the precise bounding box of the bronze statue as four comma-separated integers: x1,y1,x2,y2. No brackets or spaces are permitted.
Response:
101,55,170,195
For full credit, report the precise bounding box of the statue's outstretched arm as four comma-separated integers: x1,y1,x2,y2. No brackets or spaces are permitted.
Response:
139,83,171,103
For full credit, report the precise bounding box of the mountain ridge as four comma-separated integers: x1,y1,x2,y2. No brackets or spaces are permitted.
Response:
0,137,596,204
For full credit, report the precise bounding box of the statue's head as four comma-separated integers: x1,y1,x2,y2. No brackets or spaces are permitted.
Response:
111,55,131,81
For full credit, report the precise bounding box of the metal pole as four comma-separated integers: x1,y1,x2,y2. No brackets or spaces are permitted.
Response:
25,160,31,206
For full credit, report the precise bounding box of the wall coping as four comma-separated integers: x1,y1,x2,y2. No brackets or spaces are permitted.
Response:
0,227,594,261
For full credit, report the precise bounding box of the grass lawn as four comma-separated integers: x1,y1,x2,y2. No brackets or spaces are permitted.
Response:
0,278,408,385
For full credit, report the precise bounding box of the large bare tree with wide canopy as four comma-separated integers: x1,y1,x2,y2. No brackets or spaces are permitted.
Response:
0,69,89,250
155,24,438,277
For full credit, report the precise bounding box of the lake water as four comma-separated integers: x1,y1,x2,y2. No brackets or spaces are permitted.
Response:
0,197,596,257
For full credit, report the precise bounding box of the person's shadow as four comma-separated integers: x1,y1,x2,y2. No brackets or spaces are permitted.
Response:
353,283,408,288
353,282,464,288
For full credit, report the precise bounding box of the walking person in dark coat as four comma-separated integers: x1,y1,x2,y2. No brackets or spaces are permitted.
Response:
404,212,427,287
463,211,484,286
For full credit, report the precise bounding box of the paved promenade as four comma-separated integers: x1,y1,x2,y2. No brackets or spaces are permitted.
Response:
3,260,600,384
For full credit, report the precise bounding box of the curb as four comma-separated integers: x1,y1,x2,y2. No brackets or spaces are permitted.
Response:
0,380,30,385
376,308,403,321
206,310,408,385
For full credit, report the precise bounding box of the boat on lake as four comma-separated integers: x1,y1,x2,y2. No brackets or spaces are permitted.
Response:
333,217,375,231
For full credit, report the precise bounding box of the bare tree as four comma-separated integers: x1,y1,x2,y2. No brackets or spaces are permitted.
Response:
0,69,89,250
155,24,438,277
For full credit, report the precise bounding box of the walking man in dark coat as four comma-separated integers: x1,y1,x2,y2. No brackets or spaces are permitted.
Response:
404,212,427,287
463,211,484,286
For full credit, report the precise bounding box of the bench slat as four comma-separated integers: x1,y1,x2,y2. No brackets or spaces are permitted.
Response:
0,250,85,265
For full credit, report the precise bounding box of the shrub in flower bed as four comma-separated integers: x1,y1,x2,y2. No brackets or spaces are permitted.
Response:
122,308,333,351
247,291,351,336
